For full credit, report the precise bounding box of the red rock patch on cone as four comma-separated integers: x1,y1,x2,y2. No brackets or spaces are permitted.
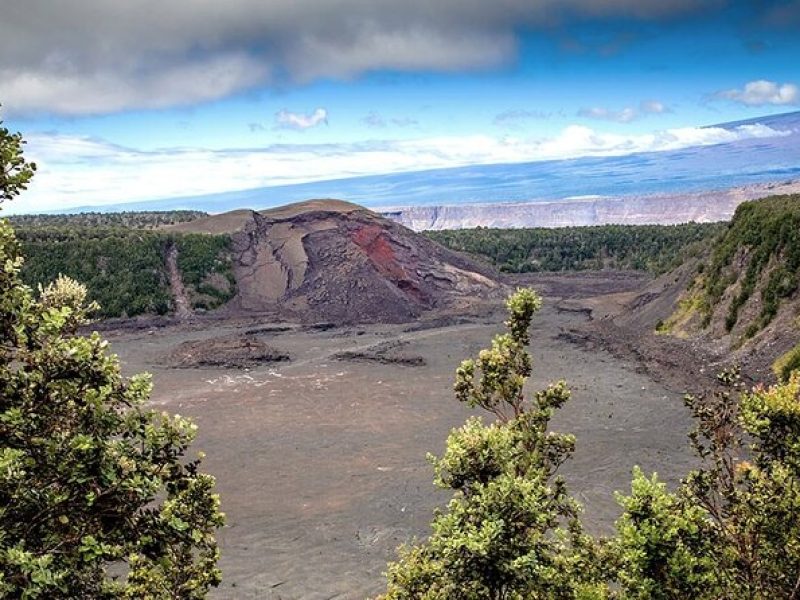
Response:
350,224,427,305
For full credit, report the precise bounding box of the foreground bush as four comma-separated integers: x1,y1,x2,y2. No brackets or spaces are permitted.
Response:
1,111,224,598
381,289,800,599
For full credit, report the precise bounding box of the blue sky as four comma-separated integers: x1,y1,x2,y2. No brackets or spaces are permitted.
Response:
1,0,799,213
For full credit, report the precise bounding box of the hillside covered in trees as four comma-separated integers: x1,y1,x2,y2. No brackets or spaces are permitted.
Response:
426,222,725,275
660,195,800,340
696,194,800,339
15,223,235,318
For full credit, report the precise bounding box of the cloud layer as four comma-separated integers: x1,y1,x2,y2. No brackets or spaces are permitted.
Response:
578,100,670,123
0,0,722,115
14,121,790,213
717,80,799,106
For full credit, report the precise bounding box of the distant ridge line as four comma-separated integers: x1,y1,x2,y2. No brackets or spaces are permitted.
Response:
380,180,800,231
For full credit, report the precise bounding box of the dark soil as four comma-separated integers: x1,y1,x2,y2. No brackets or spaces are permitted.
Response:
180,201,506,325
554,260,788,392
244,325,296,335
102,271,702,599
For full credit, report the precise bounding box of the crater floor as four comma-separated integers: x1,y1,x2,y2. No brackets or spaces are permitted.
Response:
106,275,695,599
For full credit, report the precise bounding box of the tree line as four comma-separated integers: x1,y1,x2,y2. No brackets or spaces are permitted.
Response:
426,222,726,275
9,210,206,230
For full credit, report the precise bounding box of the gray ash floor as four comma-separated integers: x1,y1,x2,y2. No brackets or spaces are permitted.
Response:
107,296,694,599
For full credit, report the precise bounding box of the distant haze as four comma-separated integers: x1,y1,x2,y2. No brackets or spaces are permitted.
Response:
48,111,800,217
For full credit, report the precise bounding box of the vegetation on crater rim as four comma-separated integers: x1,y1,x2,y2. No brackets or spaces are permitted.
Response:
426,222,724,275
700,195,800,339
8,210,206,230
15,226,235,318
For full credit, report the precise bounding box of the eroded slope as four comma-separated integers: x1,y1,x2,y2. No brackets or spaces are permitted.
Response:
179,200,504,323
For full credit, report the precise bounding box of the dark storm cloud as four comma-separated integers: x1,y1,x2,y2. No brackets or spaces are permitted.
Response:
0,0,727,115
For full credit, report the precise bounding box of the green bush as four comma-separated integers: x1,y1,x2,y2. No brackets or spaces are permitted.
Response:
381,291,800,599
175,234,236,306
1,118,223,598
774,343,800,382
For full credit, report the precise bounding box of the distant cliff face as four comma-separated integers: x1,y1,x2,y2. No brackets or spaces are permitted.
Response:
382,181,800,231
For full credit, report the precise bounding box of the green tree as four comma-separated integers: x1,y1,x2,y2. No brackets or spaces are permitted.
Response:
0,108,36,203
381,289,800,599
0,114,224,598
380,289,600,599
609,469,720,600
611,368,800,598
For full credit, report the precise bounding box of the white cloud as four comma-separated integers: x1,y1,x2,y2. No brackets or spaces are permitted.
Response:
11,121,790,213
0,0,720,115
361,111,418,128
640,100,669,114
578,100,670,123
494,109,554,126
275,108,329,130
578,106,639,123
717,80,799,106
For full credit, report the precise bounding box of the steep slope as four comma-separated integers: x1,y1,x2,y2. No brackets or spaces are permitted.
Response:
663,195,800,340
172,200,504,323
605,195,800,379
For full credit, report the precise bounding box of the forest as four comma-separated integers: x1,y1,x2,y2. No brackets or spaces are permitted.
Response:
426,222,726,275
9,210,206,229
15,224,235,318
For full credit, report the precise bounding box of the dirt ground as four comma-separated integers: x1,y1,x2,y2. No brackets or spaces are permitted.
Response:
105,273,699,599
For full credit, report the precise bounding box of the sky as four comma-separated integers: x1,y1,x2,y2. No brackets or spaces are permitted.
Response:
1,0,799,214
